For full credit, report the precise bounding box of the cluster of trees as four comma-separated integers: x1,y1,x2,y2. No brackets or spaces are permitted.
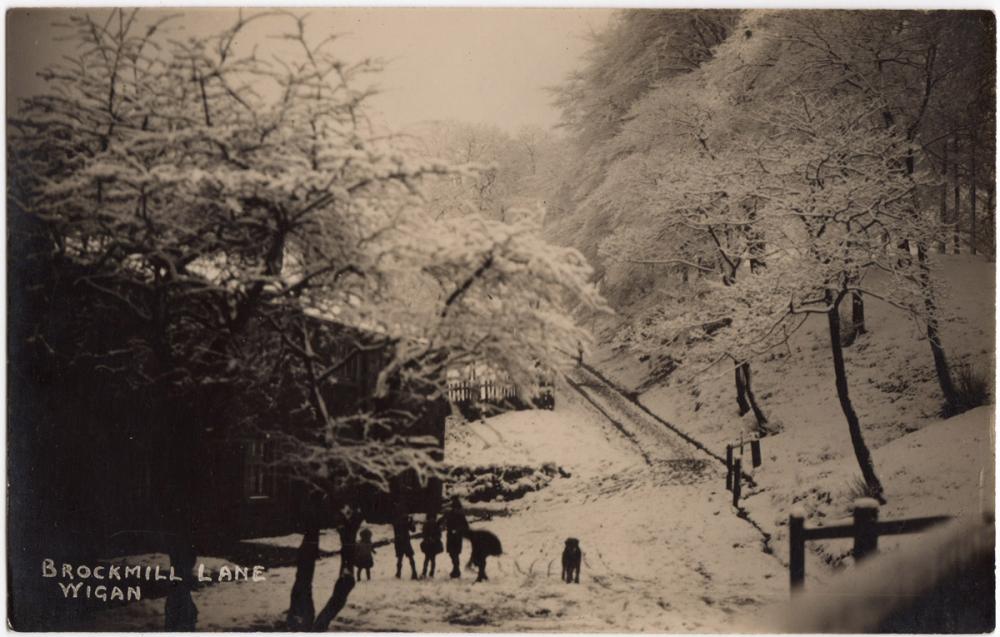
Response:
549,10,995,501
410,120,569,224
8,10,604,630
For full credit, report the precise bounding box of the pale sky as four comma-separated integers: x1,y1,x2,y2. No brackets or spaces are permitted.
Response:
6,8,614,133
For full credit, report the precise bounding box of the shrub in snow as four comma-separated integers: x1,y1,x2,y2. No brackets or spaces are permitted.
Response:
445,463,567,503
845,475,882,505
947,364,992,416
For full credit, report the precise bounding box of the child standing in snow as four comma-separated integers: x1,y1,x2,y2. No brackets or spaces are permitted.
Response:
444,496,469,578
419,513,444,578
392,501,419,580
355,528,375,581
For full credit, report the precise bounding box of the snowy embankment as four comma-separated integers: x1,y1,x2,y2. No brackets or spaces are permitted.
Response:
592,254,995,587
84,392,787,631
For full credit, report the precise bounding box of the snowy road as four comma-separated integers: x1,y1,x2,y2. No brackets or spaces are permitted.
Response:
335,374,788,632
84,375,788,632
568,365,713,469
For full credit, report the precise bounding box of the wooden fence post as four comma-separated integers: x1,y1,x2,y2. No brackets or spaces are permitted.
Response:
751,439,762,468
732,458,742,507
725,444,733,491
853,498,879,561
789,507,805,591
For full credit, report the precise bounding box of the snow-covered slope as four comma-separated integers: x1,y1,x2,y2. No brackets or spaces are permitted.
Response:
592,254,995,582
445,401,638,480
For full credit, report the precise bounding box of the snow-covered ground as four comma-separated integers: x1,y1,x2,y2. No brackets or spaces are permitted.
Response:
592,254,995,584
80,392,788,632
75,254,993,632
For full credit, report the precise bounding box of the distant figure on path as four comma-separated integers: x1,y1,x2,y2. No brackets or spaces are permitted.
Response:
464,528,503,583
392,501,419,580
420,513,444,578
443,496,469,578
355,528,376,581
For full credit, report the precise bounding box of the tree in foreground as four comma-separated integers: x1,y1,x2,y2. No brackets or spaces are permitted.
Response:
8,9,604,630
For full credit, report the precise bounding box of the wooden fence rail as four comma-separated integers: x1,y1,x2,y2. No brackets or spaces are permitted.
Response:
789,498,952,590
447,377,554,413
447,379,518,404
725,438,762,506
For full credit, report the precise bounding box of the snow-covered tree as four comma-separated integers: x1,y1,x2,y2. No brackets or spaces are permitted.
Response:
684,10,971,498
413,121,534,222
724,89,944,501
585,67,776,432
8,9,604,630
558,8,991,499
548,9,740,286
709,9,993,417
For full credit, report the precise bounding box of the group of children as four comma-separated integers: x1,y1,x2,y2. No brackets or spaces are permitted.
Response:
353,496,472,582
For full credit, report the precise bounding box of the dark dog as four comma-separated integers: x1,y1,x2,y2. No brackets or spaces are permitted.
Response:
562,537,581,583
464,529,503,582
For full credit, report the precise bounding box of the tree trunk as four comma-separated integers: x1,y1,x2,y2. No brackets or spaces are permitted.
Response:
825,290,885,503
748,200,766,274
953,132,962,254
313,574,356,632
164,540,198,632
989,181,995,257
970,126,978,256
741,361,770,435
734,362,750,416
287,490,328,629
313,509,362,631
916,244,960,414
851,290,867,338
287,527,320,629
939,139,948,254
162,401,200,632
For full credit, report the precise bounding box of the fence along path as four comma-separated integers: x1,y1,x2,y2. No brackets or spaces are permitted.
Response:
447,370,555,411
447,378,519,404
768,508,994,632
788,498,957,590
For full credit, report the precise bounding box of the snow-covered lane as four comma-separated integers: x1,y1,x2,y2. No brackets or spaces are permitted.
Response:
329,390,789,632
81,390,788,632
